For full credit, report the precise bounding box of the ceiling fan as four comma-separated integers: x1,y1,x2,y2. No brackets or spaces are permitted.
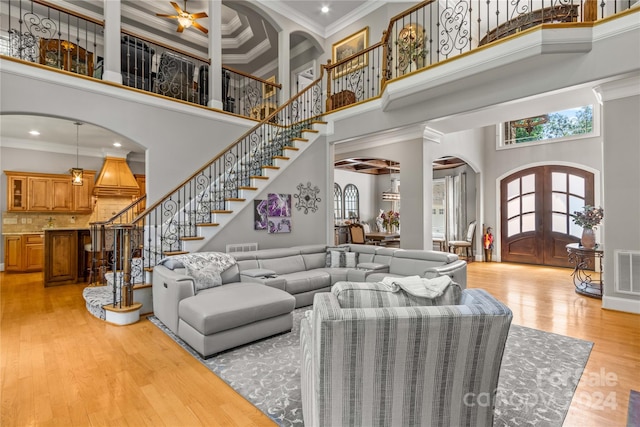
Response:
156,1,208,34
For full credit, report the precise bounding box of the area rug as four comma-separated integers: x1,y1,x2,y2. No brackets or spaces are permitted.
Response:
629,390,640,427
149,309,593,427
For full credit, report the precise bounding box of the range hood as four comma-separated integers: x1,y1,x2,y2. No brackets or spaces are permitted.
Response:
93,156,139,197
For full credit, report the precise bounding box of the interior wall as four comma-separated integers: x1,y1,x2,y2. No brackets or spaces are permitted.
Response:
200,136,330,252
334,169,377,224
601,93,640,307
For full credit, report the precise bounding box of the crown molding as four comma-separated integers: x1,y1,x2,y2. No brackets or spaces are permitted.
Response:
222,37,272,64
254,0,325,37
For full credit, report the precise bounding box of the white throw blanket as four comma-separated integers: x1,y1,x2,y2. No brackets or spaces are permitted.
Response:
380,275,452,299
161,252,237,292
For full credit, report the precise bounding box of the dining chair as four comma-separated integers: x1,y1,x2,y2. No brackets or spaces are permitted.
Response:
348,223,367,244
448,221,477,259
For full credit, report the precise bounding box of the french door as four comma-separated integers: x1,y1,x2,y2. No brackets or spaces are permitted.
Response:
501,165,594,267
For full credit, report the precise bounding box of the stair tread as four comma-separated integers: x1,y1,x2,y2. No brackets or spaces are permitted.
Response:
133,283,152,290
251,175,269,180
180,236,204,241
311,120,328,125
273,155,290,160
301,129,319,133
239,186,258,191
263,165,280,170
226,198,245,202
283,146,299,151
198,222,220,227
211,210,233,214
163,251,189,256
291,137,309,142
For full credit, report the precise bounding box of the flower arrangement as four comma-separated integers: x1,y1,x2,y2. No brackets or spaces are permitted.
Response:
483,227,494,250
380,210,400,229
571,205,604,230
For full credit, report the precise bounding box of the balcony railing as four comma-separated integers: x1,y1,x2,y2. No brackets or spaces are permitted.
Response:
323,0,635,111
1,0,281,119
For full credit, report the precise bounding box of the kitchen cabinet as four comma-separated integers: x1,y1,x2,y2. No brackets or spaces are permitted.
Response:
7,175,27,211
43,229,88,286
4,234,44,273
5,171,95,213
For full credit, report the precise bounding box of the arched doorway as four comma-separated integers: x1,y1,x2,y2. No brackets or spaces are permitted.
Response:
500,165,595,267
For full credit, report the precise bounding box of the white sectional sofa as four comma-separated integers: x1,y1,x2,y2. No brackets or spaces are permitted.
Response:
152,244,467,357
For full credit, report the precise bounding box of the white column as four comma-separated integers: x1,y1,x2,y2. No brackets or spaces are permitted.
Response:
208,0,223,109
102,0,122,84
278,30,291,103
422,126,443,249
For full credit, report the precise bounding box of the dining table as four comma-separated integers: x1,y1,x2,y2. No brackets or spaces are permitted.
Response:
365,231,401,245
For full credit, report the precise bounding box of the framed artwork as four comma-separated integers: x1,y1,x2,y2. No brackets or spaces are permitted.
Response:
254,199,268,230
268,193,291,217
268,217,291,234
332,27,368,78
263,75,277,99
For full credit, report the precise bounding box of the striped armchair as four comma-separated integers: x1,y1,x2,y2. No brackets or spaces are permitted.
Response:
300,284,512,427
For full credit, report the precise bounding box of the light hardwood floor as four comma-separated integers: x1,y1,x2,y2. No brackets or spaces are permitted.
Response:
1,262,638,426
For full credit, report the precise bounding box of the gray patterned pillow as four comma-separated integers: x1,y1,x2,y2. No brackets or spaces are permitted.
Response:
325,247,348,267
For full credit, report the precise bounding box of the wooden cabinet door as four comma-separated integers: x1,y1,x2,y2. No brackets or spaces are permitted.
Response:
28,177,50,211
45,230,77,286
51,178,73,211
73,171,95,212
7,176,27,211
24,234,44,272
4,235,23,272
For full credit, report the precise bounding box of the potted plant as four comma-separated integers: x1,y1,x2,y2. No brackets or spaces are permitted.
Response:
571,205,604,249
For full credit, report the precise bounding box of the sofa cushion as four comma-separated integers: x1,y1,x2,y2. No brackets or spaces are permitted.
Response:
331,281,462,308
325,246,348,267
179,282,295,335
241,268,276,278
317,267,350,284
280,270,331,295
259,254,306,275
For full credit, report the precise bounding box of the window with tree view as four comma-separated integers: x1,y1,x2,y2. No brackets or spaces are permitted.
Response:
504,105,593,145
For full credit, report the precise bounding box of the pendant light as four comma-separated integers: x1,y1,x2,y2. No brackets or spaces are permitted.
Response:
70,122,83,186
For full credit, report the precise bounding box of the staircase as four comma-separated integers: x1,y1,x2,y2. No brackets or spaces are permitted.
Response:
83,73,327,323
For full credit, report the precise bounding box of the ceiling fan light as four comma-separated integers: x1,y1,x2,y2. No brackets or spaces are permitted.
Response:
178,15,192,28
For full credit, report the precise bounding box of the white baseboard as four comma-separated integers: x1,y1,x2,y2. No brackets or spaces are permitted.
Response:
602,295,640,314
0,263,4,272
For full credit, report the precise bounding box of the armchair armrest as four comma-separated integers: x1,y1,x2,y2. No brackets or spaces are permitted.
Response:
422,259,467,289
152,264,197,334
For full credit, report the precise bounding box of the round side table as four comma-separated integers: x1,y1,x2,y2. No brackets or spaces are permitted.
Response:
566,243,603,298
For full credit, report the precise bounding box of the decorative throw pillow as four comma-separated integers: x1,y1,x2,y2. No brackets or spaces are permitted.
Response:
330,250,344,268
345,252,358,268
325,246,348,267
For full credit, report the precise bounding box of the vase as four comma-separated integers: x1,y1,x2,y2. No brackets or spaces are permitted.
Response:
581,228,596,249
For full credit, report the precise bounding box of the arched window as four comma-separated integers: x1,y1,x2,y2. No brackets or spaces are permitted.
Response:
334,183,343,220
343,184,360,220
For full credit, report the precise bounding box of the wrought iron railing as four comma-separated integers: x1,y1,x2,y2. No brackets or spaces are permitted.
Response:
127,68,323,271
323,0,636,110
2,0,103,77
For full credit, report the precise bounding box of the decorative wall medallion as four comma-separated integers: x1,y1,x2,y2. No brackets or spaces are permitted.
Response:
295,182,321,214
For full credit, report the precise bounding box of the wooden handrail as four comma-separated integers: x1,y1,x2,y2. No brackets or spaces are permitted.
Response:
132,67,324,222
383,0,434,48
322,39,385,73
121,29,209,64
223,65,283,89
31,0,104,26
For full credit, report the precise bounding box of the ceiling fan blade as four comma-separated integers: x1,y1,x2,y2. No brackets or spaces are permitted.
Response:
170,2,183,14
156,13,179,18
176,23,185,33
192,21,209,34
190,12,208,19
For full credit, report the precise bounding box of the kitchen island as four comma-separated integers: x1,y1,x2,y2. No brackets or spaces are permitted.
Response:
44,228,90,287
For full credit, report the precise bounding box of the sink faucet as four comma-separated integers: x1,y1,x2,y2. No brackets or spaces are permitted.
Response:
47,217,55,228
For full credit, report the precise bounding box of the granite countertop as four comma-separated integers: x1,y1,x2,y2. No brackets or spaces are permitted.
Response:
42,227,90,231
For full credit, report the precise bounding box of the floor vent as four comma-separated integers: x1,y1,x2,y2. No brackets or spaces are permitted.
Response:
615,250,640,295
226,243,258,253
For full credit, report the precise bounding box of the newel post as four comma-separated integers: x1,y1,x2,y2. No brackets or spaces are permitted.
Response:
325,60,333,111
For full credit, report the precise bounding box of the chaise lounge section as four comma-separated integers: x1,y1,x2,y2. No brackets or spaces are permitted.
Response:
152,244,467,357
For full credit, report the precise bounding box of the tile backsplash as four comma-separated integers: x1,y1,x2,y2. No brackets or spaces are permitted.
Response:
2,212,92,233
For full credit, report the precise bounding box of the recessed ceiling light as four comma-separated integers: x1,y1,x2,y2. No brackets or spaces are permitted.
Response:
321,6,329,13
113,142,122,147
29,130,40,136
